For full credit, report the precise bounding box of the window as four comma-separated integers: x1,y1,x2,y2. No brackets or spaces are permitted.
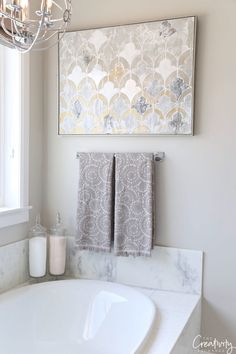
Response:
0,45,30,229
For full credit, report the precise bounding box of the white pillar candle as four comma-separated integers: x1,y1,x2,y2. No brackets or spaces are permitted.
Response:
29,236,47,278
49,235,66,276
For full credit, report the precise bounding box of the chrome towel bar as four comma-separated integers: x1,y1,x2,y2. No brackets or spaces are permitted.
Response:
76,152,165,162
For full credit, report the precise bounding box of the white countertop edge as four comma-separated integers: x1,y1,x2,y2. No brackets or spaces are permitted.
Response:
136,287,201,354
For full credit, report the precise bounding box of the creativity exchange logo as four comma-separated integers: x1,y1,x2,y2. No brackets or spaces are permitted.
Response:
193,335,236,354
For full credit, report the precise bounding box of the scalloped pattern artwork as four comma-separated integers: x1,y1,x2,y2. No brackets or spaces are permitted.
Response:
59,16,196,135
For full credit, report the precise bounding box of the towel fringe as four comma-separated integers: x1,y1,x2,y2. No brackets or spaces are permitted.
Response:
114,250,152,258
75,244,111,254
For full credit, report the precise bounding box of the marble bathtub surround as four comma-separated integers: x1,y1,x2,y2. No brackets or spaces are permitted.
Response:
0,240,29,294
0,238,203,296
67,237,203,295
0,239,202,354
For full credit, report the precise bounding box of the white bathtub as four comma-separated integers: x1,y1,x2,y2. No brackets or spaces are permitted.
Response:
0,279,156,354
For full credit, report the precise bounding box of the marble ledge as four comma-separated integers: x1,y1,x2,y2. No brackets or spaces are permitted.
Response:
138,288,201,354
0,239,29,294
67,237,203,295
0,237,203,296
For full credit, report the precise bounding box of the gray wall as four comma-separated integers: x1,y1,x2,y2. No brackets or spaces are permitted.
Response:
0,52,43,246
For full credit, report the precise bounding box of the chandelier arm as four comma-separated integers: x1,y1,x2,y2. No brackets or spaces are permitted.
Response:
1,18,15,38
12,22,19,36
32,21,68,42
47,17,65,23
32,30,66,51
34,21,68,44
38,26,67,32
34,30,59,45
12,21,19,48
52,1,63,11
34,28,52,42
13,19,23,36
33,29,69,51
0,10,35,27
28,27,68,47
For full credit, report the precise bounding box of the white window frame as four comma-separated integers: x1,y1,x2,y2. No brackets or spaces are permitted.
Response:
0,47,31,229
0,48,4,208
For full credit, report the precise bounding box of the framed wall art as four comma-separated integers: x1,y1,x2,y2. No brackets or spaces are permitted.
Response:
58,16,197,135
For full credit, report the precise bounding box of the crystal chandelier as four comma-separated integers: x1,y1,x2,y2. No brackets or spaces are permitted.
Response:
0,0,72,53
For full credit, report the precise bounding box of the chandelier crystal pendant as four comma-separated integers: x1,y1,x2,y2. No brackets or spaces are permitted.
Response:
0,0,72,53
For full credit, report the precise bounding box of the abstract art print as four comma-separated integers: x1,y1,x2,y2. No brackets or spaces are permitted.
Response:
59,16,196,135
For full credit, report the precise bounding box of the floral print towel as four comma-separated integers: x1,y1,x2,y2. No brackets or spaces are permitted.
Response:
76,153,114,252
114,153,154,256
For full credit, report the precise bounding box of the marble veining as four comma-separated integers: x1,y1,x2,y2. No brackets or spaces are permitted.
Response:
0,240,29,294
175,250,200,293
67,237,203,295
0,238,203,296
67,246,116,281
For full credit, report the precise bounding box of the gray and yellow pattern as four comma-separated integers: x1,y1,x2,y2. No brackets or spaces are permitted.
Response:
59,17,196,135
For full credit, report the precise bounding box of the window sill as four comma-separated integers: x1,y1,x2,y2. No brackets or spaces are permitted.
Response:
0,206,32,229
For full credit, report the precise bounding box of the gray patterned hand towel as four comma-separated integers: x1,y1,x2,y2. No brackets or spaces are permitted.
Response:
76,153,114,252
114,153,154,257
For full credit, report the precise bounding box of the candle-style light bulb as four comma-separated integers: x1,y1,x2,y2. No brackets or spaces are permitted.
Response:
7,0,21,8
4,0,18,11
41,0,52,13
46,0,52,13
20,0,28,21
0,0,4,12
